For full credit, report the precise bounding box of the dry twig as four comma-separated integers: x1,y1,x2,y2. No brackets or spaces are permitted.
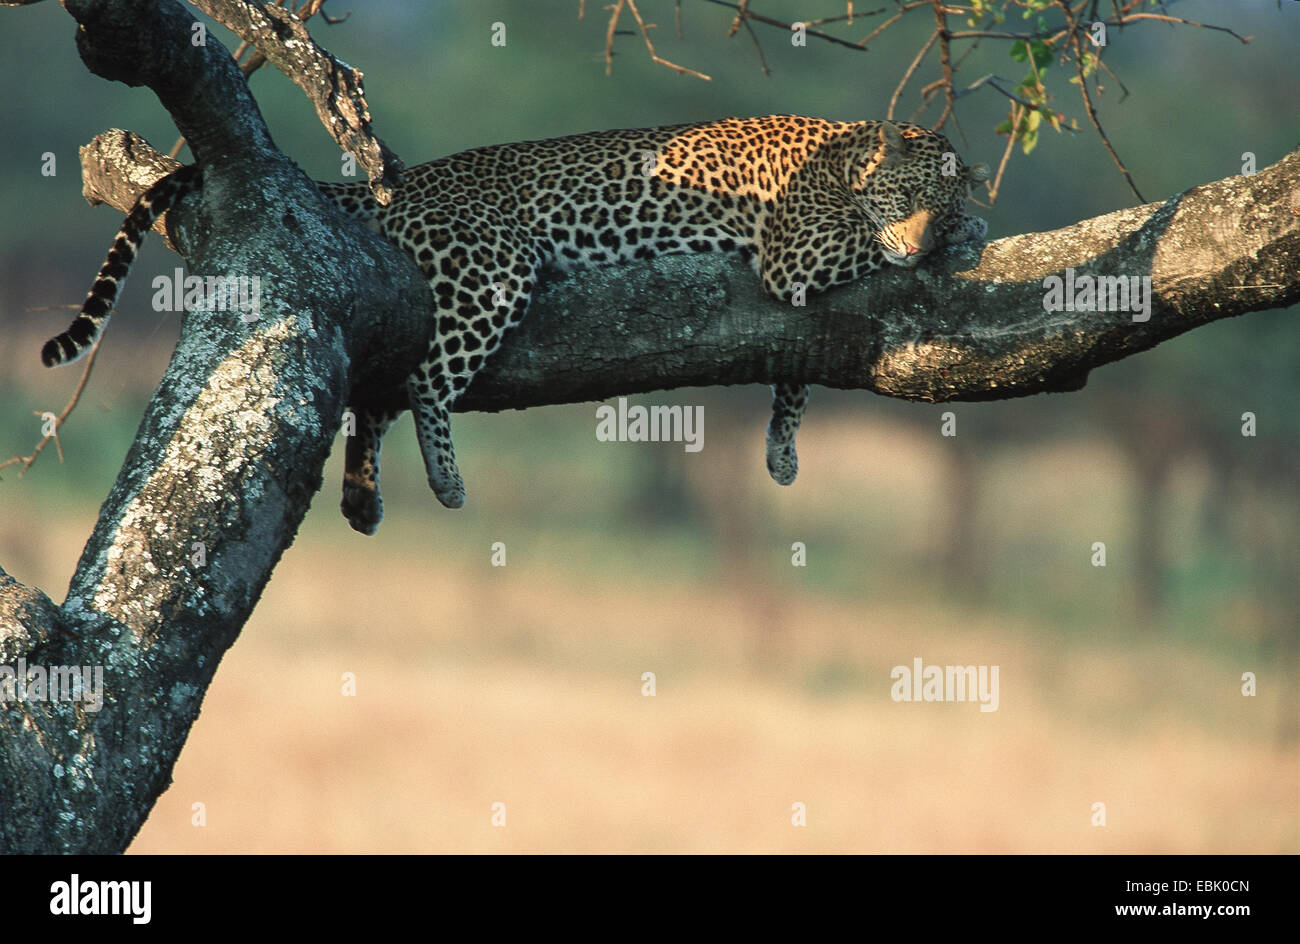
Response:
0,332,102,479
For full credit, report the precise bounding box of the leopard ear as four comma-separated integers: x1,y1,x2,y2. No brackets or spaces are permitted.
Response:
878,121,907,159
967,162,990,184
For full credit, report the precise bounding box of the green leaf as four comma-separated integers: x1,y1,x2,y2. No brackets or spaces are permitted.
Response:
1010,38,1052,72
1029,40,1052,70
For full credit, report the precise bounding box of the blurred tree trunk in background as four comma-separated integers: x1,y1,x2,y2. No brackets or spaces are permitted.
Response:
681,405,790,658
942,435,985,599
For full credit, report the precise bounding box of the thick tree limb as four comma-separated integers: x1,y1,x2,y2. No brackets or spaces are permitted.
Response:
1,0,1296,854
0,0,429,853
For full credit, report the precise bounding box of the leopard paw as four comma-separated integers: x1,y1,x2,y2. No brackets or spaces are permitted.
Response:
341,478,384,535
765,435,799,487
430,464,466,509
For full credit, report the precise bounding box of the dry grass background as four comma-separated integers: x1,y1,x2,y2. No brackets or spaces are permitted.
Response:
4,407,1292,854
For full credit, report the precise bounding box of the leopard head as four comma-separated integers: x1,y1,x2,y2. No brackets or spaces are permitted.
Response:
849,121,989,267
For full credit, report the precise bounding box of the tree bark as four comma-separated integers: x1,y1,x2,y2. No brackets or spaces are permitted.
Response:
0,0,430,853
1,0,1297,852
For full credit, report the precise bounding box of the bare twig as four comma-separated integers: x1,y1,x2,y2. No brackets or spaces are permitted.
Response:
956,73,1057,111
740,15,771,77
945,30,1060,40
930,0,957,131
726,0,750,38
985,108,1019,204
1093,54,1132,101
888,29,939,120
1066,9,1146,202
802,4,891,29
604,0,623,74
698,0,881,52
0,334,102,479
625,0,711,80
1122,12,1252,42
858,9,905,48
721,0,902,34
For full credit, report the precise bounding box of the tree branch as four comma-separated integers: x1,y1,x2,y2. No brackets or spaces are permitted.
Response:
0,0,430,854
188,0,404,202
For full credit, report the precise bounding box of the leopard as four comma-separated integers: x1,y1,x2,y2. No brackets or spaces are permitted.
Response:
42,115,988,535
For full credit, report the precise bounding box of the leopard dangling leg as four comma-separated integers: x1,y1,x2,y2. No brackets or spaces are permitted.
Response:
766,382,810,486
408,363,466,510
406,239,538,512
341,404,403,534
